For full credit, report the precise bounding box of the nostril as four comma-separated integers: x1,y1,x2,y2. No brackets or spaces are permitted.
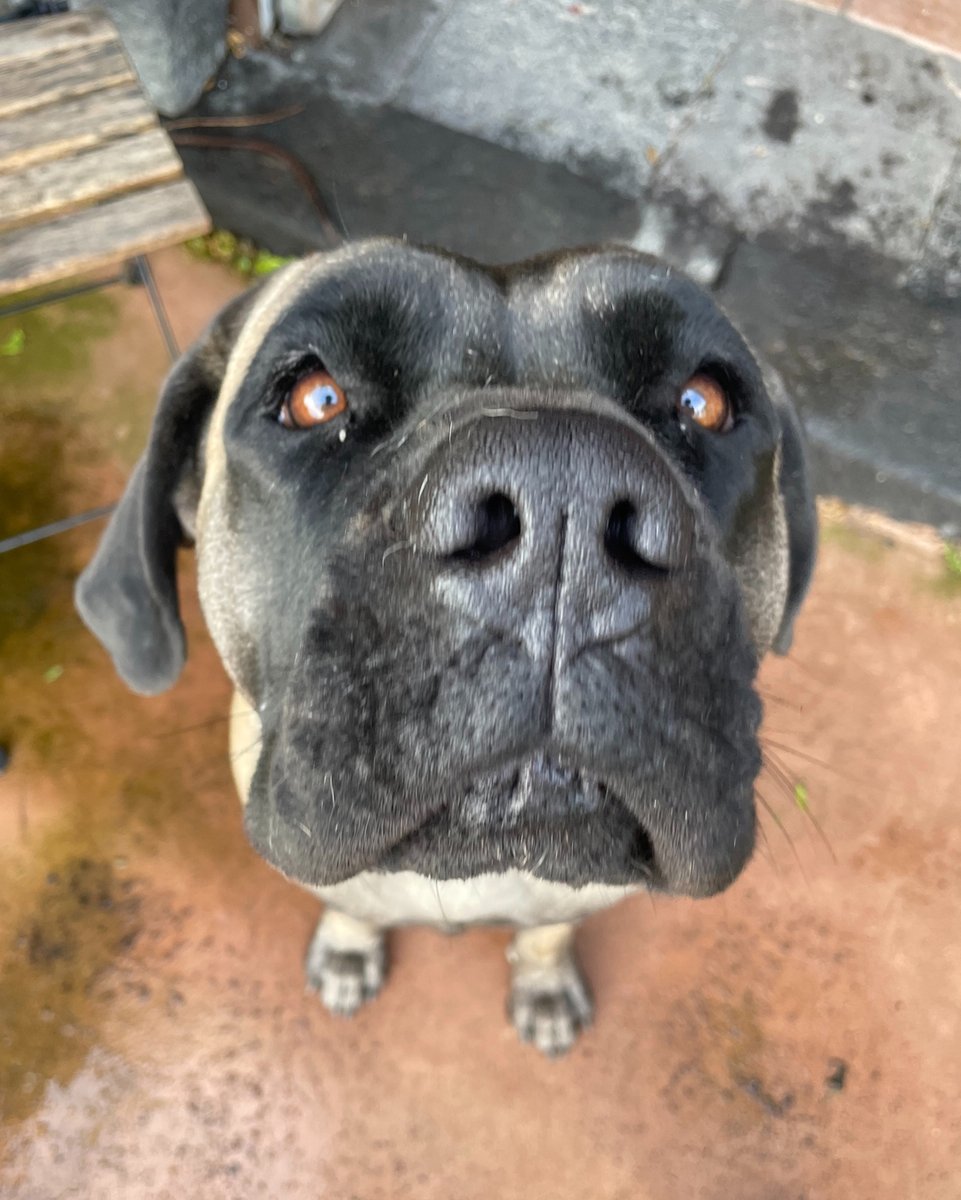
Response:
448,492,521,564
604,499,670,576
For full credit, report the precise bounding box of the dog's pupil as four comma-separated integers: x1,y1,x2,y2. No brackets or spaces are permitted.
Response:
309,386,337,413
681,388,706,417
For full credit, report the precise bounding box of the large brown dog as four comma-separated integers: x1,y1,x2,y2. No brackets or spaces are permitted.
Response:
77,240,816,1055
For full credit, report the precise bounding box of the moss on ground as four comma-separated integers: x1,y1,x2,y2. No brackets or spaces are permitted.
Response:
0,291,117,394
818,520,891,562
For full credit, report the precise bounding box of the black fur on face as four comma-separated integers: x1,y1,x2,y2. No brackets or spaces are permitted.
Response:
78,241,815,898
203,244,800,898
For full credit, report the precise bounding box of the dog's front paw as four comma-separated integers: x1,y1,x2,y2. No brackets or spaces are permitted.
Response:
305,910,387,1017
508,958,594,1057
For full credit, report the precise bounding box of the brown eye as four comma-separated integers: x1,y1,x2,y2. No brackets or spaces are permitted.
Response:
677,373,732,432
280,369,348,428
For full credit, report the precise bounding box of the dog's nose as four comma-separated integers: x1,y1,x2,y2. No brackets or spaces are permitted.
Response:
410,407,697,659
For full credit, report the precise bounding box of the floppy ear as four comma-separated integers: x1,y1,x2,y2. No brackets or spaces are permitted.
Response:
75,285,265,695
769,375,818,655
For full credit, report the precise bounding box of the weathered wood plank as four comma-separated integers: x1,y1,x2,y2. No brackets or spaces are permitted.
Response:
0,41,135,121
0,180,211,297
0,11,115,65
0,129,184,233
0,84,154,175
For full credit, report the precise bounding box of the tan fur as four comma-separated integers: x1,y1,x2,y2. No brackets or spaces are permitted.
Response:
507,922,575,969
229,688,261,806
731,444,790,655
311,907,382,953
194,263,313,693
310,872,635,929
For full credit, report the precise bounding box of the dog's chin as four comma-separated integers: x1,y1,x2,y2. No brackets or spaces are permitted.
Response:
376,751,662,889
250,724,757,895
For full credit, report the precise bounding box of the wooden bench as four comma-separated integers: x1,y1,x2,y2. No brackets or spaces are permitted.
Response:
0,8,210,553
0,8,210,300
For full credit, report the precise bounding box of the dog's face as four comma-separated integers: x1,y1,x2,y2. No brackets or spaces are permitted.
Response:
77,241,815,900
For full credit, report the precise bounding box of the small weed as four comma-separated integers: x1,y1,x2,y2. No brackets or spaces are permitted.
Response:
186,231,293,279
251,252,291,276
926,542,961,598
0,329,25,356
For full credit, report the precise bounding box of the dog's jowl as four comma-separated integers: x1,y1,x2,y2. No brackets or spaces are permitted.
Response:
76,241,816,1055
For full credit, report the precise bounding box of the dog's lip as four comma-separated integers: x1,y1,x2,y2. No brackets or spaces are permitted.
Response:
378,748,662,882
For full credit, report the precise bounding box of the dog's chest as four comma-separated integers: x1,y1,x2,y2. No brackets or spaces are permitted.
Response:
312,870,637,929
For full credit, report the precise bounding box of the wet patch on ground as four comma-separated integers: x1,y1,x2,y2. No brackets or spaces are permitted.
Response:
0,290,117,391
0,254,247,1134
0,855,141,1123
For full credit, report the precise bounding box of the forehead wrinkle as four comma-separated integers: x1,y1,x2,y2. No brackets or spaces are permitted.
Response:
506,255,660,385
508,251,677,328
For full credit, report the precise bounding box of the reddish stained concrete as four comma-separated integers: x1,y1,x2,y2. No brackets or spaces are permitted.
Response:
793,0,961,59
847,0,961,59
1,250,960,1199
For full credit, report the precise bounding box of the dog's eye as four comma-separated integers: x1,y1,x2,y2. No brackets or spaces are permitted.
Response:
279,369,348,428
677,374,731,432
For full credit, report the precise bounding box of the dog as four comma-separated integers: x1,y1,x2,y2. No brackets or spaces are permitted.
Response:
76,240,816,1056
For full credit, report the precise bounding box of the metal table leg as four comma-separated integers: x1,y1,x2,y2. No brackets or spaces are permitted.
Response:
0,256,181,556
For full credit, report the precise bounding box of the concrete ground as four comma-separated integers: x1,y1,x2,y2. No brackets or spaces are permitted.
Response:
1,247,960,1198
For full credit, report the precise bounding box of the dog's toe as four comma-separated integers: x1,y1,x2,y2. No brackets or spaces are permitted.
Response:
508,962,593,1057
305,915,387,1018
